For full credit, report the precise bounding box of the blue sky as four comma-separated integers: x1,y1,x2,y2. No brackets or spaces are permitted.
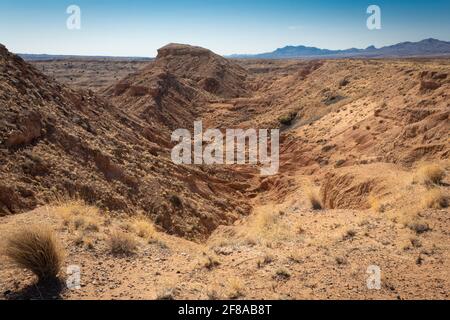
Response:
0,0,449,57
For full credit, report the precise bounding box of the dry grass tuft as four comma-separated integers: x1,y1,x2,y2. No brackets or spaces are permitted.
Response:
422,189,449,209
278,112,297,126
342,229,357,241
257,252,274,268
287,252,303,264
202,253,221,270
207,205,294,248
415,163,446,186
53,200,102,233
306,185,323,210
244,206,292,245
131,217,157,239
73,215,100,232
206,289,220,300
228,278,245,299
74,233,96,250
391,204,422,226
4,225,64,281
109,230,138,256
335,256,348,265
368,195,385,213
156,287,176,300
274,268,291,280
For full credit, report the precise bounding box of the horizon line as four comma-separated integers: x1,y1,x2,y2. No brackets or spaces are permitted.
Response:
12,37,450,59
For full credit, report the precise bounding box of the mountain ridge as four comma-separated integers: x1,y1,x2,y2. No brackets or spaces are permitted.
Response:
229,38,450,59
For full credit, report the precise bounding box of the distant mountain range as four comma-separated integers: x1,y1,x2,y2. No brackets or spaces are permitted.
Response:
17,38,450,61
229,38,450,59
18,53,152,62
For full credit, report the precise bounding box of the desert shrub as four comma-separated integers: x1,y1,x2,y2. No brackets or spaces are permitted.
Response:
306,186,323,210
408,222,431,234
169,194,183,207
132,218,156,239
74,234,95,250
273,268,291,280
54,200,102,232
422,189,449,209
228,278,244,299
245,208,290,245
156,288,176,300
410,238,422,248
339,78,350,87
5,225,64,281
207,289,220,300
415,163,446,186
109,231,138,256
342,229,357,240
278,112,297,126
208,206,293,248
335,256,348,265
72,215,99,232
257,253,274,268
368,195,385,213
202,253,221,270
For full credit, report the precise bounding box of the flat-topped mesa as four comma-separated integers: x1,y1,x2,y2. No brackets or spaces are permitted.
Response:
157,43,217,58
153,43,249,98
106,43,250,106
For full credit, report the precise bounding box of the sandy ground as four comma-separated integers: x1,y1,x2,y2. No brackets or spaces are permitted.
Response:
0,185,448,300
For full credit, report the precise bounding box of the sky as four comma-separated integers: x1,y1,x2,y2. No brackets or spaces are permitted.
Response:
0,0,449,57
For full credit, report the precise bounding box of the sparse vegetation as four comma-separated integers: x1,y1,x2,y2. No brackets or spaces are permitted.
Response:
339,78,349,87
410,238,422,248
368,195,385,213
415,163,446,186
228,278,245,299
53,200,102,233
156,287,176,300
306,184,323,210
148,238,169,250
206,289,220,300
278,112,297,126
4,225,64,281
257,252,274,268
131,217,157,239
169,194,183,208
288,253,303,264
109,230,138,256
422,189,449,209
342,229,357,240
408,222,431,234
244,206,292,245
73,215,100,232
274,268,291,280
74,233,96,250
202,253,221,270
335,256,348,265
